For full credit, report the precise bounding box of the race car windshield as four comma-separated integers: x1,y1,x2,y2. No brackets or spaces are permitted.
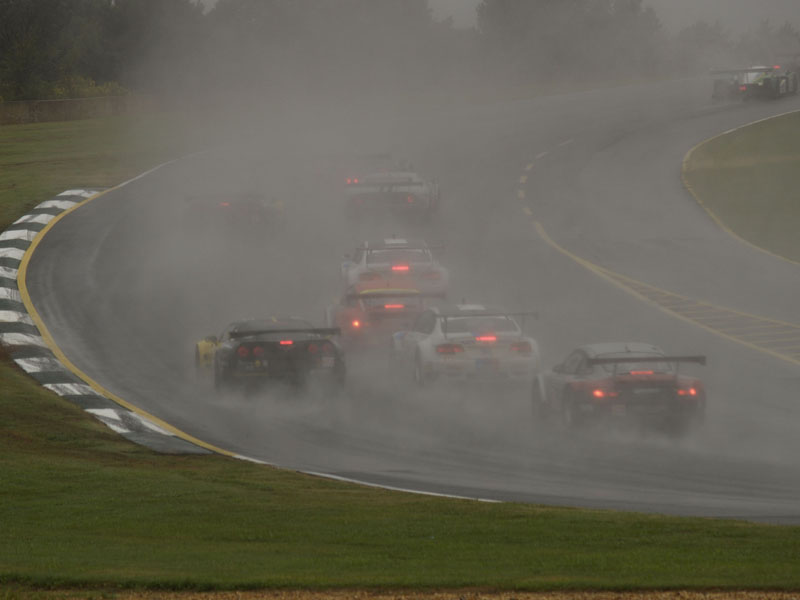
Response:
597,354,674,374
444,316,520,334
366,249,430,264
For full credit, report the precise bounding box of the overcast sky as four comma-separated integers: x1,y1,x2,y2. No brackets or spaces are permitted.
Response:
429,0,800,33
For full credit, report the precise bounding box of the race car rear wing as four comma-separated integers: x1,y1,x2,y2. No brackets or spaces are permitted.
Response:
440,311,538,338
587,355,706,366
588,355,706,378
711,67,779,75
229,327,341,340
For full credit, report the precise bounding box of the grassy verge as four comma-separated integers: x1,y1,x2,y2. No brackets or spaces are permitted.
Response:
683,110,800,262
2,115,800,593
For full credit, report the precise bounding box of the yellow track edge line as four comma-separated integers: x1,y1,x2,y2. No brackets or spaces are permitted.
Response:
681,109,800,268
533,221,800,368
17,173,237,458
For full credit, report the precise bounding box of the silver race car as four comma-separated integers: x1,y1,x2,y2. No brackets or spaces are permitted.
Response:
391,304,540,387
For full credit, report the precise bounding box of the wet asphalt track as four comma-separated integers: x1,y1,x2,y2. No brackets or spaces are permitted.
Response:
26,78,800,522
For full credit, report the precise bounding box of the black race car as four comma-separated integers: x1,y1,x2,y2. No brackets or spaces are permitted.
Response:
532,343,706,435
712,65,799,103
208,318,345,391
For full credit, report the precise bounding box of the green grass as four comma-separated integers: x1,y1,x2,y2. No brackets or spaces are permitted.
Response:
2,115,800,592
683,110,800,262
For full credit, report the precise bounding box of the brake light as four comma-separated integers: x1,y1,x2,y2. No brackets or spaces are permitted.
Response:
279,340,293,346
774,65,781,70
739,85,747,91
351,320,361,328
384,304,404,309
591,388,618,399
510,341,532,355
219,201,230,207
475,335,497,343
321,342,334,354
346,177,359,185
677,387,697,396
236,346,250,358
407,195,415,203
391,264,410,272
308,343,318,354
252,346,265,357
629,370,653,375
436,343,464,354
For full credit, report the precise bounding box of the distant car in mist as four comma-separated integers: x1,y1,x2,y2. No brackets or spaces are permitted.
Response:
390,304,540,388
184,192,285,237
341,237,448,297
343,171,440,221
711,65,799,102
195,318,345,392
532,342,706,436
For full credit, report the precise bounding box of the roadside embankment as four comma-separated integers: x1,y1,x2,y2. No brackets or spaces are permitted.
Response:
683,110,800,263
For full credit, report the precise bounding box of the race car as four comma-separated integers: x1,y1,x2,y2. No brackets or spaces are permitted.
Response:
341,238,448,297
326,286,434,349
343,171,440,220
532,343,706,435
184,191,285,236
712,65,799,102
391,304,540,387
195,318,344,391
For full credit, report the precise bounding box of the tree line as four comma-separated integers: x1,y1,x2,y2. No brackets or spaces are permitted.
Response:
1,0,799,102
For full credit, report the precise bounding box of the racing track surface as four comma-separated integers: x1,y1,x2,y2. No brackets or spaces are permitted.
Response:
27,79,800,522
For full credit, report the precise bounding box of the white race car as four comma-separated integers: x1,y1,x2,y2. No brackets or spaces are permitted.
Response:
341,238,448,297
391,304,540,387
343,171,440,219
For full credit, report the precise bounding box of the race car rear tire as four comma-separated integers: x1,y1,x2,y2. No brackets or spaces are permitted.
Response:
531,378,550,422
413,354,433,387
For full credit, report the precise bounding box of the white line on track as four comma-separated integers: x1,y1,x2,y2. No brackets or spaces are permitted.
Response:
535,151,549,159
557,138,574,147
517,190,525,200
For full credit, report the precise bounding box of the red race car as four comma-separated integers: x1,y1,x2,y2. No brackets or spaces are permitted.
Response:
326,285,434,350
532,342,706,436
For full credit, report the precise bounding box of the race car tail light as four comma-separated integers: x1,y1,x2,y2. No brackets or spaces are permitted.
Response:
307,343,318,354
279,340,293,346
236,345,250,358
677,387,698,397
219,201,230,208
407,195,415,203
384,304,404,309
510,341,532,355
359,272,381,281
475,335,497,343
351,319,361,328
739,85,747,92
345,177,360,185
252,346,265,357
774,65,781,70
629,370,654,375
321,342,335,354
591,388,618,399
436,343,464,355
391,264,410,272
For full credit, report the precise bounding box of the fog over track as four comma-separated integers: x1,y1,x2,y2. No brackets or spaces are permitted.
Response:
27,79,800,523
